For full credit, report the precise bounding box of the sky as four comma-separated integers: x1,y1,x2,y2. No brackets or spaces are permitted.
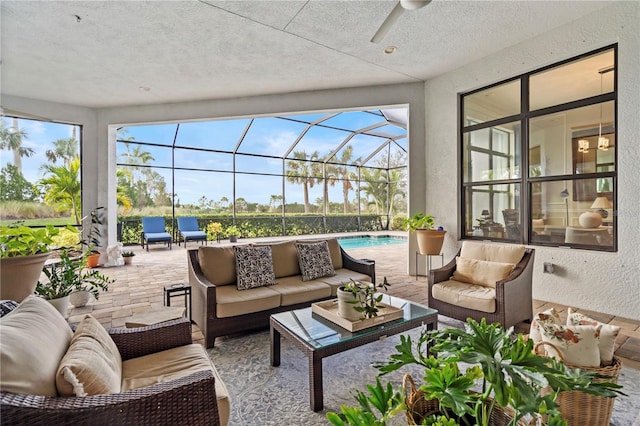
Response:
1,110,407,206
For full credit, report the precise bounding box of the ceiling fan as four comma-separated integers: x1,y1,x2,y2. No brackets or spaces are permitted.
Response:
371,0,432,43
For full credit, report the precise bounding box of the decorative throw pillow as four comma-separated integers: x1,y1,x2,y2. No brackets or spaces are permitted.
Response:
234,245,277,290
567,308,620,366
539,323,602,367
296,241,336,282
0,300,19,317
452,257,514,288
56,314,123,396
529,307,562,345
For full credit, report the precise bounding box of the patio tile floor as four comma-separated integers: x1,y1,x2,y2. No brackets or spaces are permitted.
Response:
67,233,639,370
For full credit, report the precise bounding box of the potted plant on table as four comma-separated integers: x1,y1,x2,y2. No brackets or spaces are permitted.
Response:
36,248,115,315
337,278,391,321
225,225,240,243
206,221,223,243
0,224,60,302
122,251,135,265
327,318,623,426
403,213,446,255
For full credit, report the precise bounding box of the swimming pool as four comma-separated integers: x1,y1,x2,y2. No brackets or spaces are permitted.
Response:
337,235,407,249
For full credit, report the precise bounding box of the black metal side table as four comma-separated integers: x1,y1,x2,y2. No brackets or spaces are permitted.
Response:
164,283,192,322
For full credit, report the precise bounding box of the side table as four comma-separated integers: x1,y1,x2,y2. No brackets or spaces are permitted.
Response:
415,252,443,280
164,283,192,322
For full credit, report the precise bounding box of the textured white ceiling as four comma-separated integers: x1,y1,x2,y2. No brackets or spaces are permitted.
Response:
0,0,613,109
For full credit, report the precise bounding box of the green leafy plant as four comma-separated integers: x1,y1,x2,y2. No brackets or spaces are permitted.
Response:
36,248,114,300
340,277,391,320
402,213,435,231
225,225,240,237
81,207,105,254
0,224,60,258
328,318,624,426
121,251,135,257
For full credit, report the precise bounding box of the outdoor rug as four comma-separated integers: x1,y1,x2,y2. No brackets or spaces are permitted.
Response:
208,320,640,426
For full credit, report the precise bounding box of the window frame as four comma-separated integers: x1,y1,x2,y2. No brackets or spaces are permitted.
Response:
459,44,617,252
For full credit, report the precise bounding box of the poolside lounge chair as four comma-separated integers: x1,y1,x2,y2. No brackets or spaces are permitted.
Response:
141,217,172,251
177,216,207,247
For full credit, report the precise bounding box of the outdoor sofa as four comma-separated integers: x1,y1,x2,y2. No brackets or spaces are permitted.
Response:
187,238,376,348
0,295,229,426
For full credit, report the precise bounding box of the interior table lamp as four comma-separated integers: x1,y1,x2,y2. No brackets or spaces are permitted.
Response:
579,196,611,228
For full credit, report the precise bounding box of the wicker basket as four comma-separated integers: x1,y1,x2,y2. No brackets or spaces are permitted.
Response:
534,341,622,426
403,374,530,426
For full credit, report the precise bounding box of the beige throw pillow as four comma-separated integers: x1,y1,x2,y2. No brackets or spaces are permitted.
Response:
539,323,602,367
0,295,73,397
56,314,122,396
567,308,620,366
452,257,514,288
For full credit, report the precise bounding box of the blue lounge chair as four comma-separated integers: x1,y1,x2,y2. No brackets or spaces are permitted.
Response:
141,217,172,251
177,216,207,247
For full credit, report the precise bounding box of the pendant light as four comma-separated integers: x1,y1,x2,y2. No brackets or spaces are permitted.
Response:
597,66,614,151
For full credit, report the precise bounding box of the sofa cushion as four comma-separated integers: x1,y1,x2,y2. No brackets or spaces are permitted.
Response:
216,285,281,318
432,280,496,313
271,275,332,305
56,314,123,396
452,257,514,288
318,269,373,296
0,295,73,397
539,323,602,367
460,241,526,265
199,245,238,286
264,241,301,278
296,241,336,281
299,238,343,269
122,343,231,426
567,308,620,365
234,245,277,290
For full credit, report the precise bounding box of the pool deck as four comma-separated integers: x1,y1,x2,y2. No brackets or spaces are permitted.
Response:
66,230,640,369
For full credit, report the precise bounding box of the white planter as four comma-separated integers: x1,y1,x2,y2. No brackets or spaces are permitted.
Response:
70,290,91,307
336,287,362,321
0,252,50,302
47,295,70,318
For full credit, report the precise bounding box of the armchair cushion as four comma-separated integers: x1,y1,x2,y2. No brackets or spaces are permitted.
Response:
452,257,514,288
0,295,72,397
431,280,496,313
460,241,526,264
56,314,122,397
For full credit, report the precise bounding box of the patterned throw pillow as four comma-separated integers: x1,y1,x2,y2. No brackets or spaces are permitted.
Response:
234,245,277,290
567,308,620,366
529,307,562,345
539,323,602,367
0,300,19,317
295,241,336,282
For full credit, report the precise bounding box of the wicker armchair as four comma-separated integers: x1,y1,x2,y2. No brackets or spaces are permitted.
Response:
1,318,222,426
428,242,535,329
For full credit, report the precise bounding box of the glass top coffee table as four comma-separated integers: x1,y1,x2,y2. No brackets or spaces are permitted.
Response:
270,295,438,411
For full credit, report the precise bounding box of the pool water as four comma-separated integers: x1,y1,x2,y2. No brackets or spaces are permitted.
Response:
337,235,407,249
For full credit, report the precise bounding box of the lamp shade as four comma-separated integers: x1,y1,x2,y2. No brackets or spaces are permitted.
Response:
591,197,612,209
481,210,490,216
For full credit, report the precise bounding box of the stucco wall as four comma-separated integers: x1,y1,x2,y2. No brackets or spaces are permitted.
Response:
424,2,640,320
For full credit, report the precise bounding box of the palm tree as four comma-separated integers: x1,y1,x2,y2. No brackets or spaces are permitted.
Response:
46,128,78,165
116,169,132,213
120,143,155,183
333,145,359,214
40,156,81,224
286,150,320,213
0,118,34,174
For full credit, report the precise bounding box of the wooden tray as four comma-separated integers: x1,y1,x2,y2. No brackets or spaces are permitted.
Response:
311,299,404,332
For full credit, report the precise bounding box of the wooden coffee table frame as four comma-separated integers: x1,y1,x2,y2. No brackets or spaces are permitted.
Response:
270,301,438,412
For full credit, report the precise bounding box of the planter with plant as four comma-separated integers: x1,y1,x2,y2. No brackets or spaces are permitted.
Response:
337,278,391,321
403,213,446,255
36,248,115,315
225,225,240,243
122,251,135,265
0,224,60,302
206,221,223,243
327,318,623,426
81,207,105,268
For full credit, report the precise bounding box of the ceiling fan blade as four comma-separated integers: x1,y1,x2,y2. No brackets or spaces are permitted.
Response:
370,2,405,44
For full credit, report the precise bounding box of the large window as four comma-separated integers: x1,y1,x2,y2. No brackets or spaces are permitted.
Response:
460,45,616,251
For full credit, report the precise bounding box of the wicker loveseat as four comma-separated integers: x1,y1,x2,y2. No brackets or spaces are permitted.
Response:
0,296,229,426
428,241,535,329
188,238,375,348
